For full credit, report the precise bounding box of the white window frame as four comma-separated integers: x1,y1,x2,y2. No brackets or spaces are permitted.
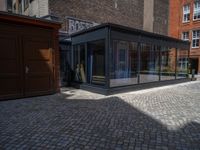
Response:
182,31,189,41
193,1,200,20
178,58,188,71
192,30,200,48
183,4,190,22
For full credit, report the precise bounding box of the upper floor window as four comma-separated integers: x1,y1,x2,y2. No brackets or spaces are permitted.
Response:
194,1,200,20
182,32,189,41
24,0,29,10
183,4,190,22
192,30,200,48
7,0,13,12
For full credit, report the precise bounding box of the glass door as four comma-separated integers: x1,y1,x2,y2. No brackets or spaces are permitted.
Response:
88,40,106,86
73,44,86,83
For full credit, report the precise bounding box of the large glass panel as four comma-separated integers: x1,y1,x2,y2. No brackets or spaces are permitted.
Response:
161,47,176,80
73,46,79,82
88,40,105,85
140,44,160,83
177,49,189,78
110,40,138,87
73,44,86,83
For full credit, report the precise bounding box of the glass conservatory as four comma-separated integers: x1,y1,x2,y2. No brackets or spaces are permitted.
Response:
71,23,190,94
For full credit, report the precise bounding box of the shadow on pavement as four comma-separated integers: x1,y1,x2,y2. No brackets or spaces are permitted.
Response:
0,94,199,149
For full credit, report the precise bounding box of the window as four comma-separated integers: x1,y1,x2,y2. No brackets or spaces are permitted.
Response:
88,40,106,85
178,58,188,71
19,0,22,14
161,47,176,81
182,32,189,41
13,3,16,12
177,48,189,78
110,41,138,87
183,4,190,22
73,45,86,83
194,1,200,20
7,0,13,12
24,0,29,10
192,30,200,48
140,44,160,83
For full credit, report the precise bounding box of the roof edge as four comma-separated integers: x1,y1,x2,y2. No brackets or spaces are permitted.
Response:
0,11,61,29
71,23,190,45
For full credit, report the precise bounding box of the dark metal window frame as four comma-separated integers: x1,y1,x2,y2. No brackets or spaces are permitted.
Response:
24,0,29,10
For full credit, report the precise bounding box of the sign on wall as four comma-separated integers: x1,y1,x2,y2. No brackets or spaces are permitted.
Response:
67,17,98,34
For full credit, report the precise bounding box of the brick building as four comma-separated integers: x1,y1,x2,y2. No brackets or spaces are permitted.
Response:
49,0,169,35
169,0,200,74
5,0,169,35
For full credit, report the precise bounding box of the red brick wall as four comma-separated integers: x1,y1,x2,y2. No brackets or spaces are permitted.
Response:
169,0,181,38
169,0,200,73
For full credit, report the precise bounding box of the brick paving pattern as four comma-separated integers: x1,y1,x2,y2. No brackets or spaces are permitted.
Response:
0,81,200,150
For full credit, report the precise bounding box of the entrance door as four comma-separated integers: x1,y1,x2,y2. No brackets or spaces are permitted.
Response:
116,41,129,78
23,37,54,96
190,58,199,74
88,40,105,85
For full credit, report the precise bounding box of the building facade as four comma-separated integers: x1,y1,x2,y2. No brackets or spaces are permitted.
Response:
49,0,169,35
3,0,49,17
169,0,200,74
5,0,169,35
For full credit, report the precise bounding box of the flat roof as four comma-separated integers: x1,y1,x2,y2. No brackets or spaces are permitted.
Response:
0,11,61,29
71,23,189,45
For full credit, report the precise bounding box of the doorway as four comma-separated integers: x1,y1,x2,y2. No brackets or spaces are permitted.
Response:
88,40,106,85
190,58,199,74
73,44,86,83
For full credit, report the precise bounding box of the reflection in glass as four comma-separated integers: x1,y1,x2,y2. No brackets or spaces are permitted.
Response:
161,47,176,80
110,40,138,87
73,45,86,83
88,40,105,85
177,49,188,78
140,44,160,83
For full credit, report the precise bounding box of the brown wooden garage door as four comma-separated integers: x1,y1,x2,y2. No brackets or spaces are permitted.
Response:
0,28,55,100
23,37,54,97
0,32,23,99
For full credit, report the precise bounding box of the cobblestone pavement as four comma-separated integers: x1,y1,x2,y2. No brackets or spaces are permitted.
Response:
0,81,200,150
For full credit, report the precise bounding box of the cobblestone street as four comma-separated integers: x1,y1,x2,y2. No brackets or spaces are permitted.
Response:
0,81,200,150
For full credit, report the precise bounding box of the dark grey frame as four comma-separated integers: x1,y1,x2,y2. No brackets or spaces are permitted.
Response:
71,23,190,92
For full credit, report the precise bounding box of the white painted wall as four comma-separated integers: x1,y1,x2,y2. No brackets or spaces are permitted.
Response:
0,0,6,11
23,0,49,17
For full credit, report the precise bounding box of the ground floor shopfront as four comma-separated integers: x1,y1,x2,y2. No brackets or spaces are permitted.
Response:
71,23,190,94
